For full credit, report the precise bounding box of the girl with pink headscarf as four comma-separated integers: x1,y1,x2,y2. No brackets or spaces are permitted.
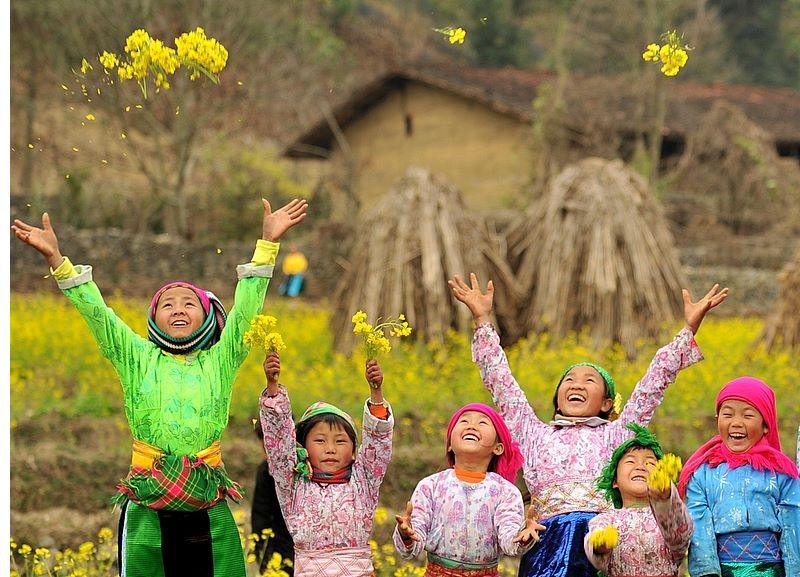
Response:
678,377,800,577
393,403,545,576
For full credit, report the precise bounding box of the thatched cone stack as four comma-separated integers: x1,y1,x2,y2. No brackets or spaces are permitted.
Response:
331,167,518,354
506,158,685,356
758,249,800,350
666,100,800,235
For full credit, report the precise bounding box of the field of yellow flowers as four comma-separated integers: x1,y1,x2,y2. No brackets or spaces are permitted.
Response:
10,292,800,577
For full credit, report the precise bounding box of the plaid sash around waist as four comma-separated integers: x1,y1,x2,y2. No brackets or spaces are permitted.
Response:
112,439,243,512
717,531,781,563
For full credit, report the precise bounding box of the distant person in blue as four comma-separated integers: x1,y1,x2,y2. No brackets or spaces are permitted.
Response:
678,376,800,577
279,243,308,298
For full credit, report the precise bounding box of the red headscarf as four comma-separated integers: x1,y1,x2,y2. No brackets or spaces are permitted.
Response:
678,376,798,496
446,403,524,484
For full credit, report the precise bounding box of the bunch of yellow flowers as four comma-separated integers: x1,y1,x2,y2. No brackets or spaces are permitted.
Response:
647,453,683,493
642,30,690,76
351,310,413,360
244,315,286,353
434,26,467,45
588,525,619,550
95,27,228,97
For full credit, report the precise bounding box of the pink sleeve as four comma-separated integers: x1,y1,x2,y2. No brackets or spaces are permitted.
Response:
353,400,394,508
614,328,702,441
584,514,613,574
393,478,432,560
472,323,542,442
495,483,530,557
650,483,693,563
259,386,298,505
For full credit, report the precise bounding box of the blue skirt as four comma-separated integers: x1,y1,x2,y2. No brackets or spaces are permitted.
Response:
518,511,598,577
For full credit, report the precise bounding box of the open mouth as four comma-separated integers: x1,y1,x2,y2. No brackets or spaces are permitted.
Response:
171,320,189,327
462,433,479,442
728,432,747,440
567,392,586,402
630,474,647,482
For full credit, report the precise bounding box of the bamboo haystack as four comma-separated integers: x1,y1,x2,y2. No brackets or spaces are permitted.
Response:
331,167,518,353
758,249,800,350
506,158,686,356
667,100,800,235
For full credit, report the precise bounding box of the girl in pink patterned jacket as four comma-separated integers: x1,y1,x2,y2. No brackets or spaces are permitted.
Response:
584,424,693,576
259,354,393,577
449,273,726,577
394,403,545,576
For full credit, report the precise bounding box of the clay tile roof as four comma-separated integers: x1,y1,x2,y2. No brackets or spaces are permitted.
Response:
284,64,800,158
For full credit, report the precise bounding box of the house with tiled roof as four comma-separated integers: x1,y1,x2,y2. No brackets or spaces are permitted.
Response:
284,65,800,212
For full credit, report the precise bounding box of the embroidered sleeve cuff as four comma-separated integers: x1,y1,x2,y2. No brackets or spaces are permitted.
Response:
50,256,76,280
673,327,704,368
252,239,279,265
56,264,93,290
363,400,394,432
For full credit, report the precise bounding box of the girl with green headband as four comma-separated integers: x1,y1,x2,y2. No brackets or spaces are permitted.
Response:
449,273,727,577
584,424,693,576
259,354,394,576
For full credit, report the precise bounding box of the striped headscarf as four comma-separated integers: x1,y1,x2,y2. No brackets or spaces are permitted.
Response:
147,281,227,355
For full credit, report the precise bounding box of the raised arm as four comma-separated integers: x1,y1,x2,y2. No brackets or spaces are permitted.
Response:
354,359,394,499
450,273,541,437
649,483,693,565
259,362,299,505
12,212,64,269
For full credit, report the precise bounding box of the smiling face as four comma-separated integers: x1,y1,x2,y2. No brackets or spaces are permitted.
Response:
304,420,355,474
613,447,659,506
448,410,504,468
717,399,767,453
556,365,613,418
153,286,206,339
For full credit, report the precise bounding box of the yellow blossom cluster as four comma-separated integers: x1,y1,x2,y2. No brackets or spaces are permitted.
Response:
589,525,619,550
647,453,683,492
352,310,413,359
434,26,467,45
244,315,286,353
93,27,228,98
642,30,690,76
175,27,229,80
11,527,115,577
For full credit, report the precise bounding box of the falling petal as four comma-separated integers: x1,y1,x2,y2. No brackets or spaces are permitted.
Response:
121,132,127,139
27,143,34,149
97,88,101,95
85,114,95,121
251,418,257,425
69,106,75,110
81,122,86,126
61,84,69,91
217,248,223,254
11,147,15,152
72,147,79,152
122,152,127,157
43,274,51,279
101,159,108,164
125,106,131,112
26,203,31,207
237,81,243,86
135,104,143,109
175,106,180,115
65,174,70,179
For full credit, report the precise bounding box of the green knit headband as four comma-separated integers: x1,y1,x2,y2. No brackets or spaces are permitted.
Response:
297,401,357,439
597,423,664,508
558,362,616,399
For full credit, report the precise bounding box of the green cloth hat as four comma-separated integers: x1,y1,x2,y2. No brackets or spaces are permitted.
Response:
597,423,664,508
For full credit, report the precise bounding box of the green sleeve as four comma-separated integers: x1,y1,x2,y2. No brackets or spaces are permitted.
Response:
59,266,150,394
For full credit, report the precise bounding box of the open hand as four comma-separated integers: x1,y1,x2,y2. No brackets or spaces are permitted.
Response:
448,273,494,324
366,359,383,388
261,198,308,242
395,501,420,543
683,283,729,334
513,505,546,546
11,212,64,269
263,352,281,387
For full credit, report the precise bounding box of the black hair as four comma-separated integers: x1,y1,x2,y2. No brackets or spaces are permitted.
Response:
296,413,357,449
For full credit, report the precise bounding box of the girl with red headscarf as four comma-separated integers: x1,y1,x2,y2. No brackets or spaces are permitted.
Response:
393,403,545,576
678,377,800,577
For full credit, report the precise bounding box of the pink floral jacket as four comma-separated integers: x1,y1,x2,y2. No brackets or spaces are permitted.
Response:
472,324,702,518
584,484,693,576
260,387,393,550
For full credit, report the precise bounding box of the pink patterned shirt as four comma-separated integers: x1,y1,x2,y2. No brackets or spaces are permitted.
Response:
584,484,693,576
393,469,533,565
472,324,701,518
259,387,394,550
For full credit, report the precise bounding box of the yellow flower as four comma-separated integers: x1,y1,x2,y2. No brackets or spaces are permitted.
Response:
374,506,389,525
448,27,467,44
97,527,113,542
643,30,691,76
352,311,412,359
244,315,285,352
99,51,118,70
647,453,682,492
588,526,618,550
19,544,32,556
351,310,367,324
613,393,623,415
642,43,660,62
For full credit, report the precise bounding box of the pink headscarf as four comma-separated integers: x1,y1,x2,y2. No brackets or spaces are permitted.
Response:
149,281,212,317
446,403,524,484
678,376,798,496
